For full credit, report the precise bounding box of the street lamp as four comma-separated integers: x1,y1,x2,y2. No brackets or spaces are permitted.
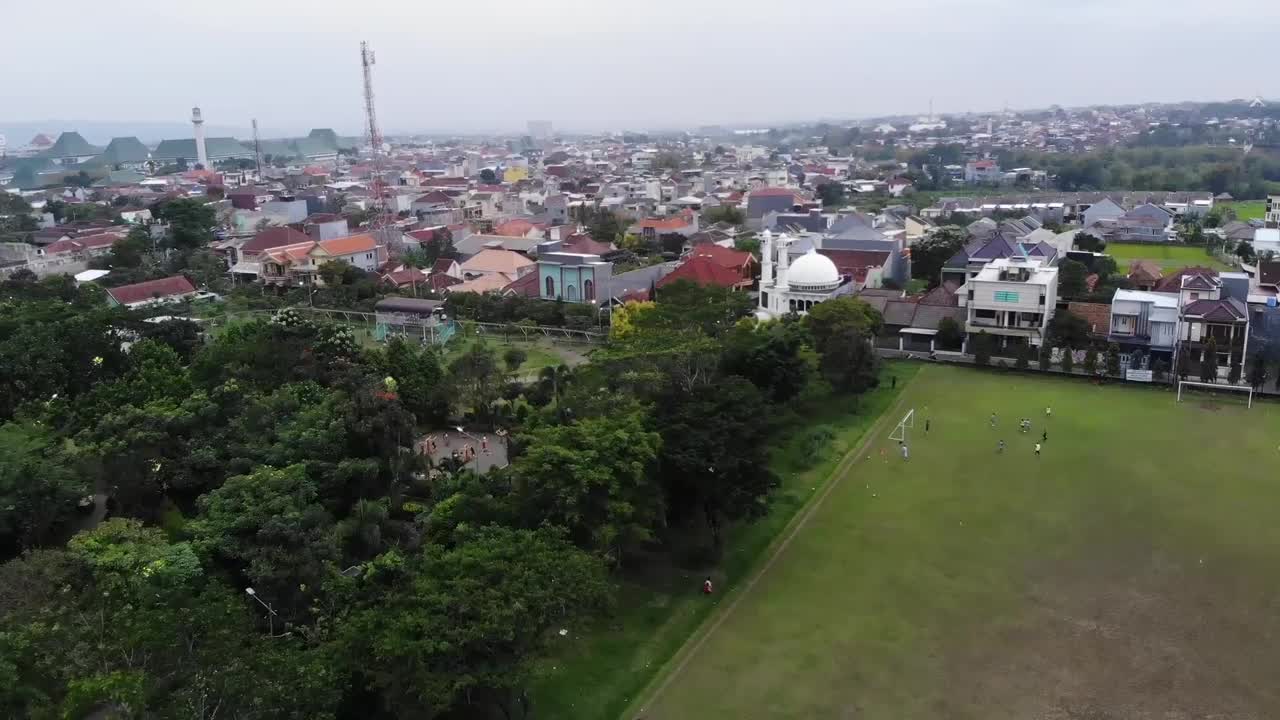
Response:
245,587,280,637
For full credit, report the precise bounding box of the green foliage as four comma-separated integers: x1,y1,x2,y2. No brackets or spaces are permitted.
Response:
910,227,966,288
0,422,87,557
1228,361,1242,385
1046,309,1091,349
1082,348,1099,375
1058,258,1089,298
1153,357,1168,381
1248,354,1268,390
109,226,152,268
721,317,817,403
803,297,883,392
502,346,528,373
935,316,964,351
1015,343,1030,370
1105,343,1122,376
1200,338,1219,383
155,198,216,250
704,205,745,227
1074,232,1105,252
377,338,450,427
972,331,993,366
449,340,501,419
1060,347,1074,373
816,182,846,207
513,412,661,561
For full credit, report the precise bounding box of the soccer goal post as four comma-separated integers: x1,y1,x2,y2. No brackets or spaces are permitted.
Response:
889,408,915,442
1177,380,1254,408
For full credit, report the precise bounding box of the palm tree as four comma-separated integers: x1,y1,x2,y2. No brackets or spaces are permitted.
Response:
539,364,573,407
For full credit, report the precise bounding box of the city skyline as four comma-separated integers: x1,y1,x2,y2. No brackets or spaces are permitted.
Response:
4,0,1276,138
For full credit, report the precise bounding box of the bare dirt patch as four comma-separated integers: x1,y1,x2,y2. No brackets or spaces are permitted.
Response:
942,548,1280,720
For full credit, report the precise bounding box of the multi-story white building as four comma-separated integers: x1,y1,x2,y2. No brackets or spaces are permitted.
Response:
964,256,1058,350
1265,194,1280,228
1107,289,1179,364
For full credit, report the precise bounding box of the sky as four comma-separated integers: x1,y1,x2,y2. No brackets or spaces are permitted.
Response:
3,0,1276,139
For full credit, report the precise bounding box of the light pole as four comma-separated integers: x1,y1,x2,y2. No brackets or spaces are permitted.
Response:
245,587,280,637
455,426,482,473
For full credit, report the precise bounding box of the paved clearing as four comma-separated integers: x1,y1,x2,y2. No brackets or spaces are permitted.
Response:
637,366,1280,719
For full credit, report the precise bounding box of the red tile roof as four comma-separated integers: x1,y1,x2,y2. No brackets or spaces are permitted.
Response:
817,249,889,278
1154,266,1219,293
381,268,429,287
1068,301,1112,336
688,243,756,272
562,234,615,256
242,226,313,255
494,219,540,237
657,257,744,289
107,275,196,306
319,233,378,256
502,269,541,297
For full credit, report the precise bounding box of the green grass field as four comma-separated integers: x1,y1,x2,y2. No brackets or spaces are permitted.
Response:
527,366,919,719
1226,200,1266,221
636,365,1280,719
1107,242,1230,271
441,335,583,376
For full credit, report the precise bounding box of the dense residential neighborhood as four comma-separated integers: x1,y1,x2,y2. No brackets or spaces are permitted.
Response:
6,14,1280,716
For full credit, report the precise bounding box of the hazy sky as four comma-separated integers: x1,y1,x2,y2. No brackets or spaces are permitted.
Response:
4,0,1275,136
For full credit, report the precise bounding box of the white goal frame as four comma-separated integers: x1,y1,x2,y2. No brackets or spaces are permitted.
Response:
889,408,915,442
1177,380,1254,408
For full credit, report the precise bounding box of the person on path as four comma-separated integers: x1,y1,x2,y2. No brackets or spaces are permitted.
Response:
998,439,1005,454
990,412,997,428
481,435,489,454
892,375,897,389
1034,442,1042,456
901,443,909,461
925,418,930,433
1042,429,1048,442
1045,406,1052,417
703,577,713,595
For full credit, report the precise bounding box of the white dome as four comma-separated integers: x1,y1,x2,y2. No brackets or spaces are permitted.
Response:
787,249,840,290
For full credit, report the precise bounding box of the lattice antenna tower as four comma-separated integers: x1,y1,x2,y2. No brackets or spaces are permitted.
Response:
251,118,262,177
361,41,387,233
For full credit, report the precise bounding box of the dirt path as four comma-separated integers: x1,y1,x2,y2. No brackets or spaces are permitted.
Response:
627,384,915,718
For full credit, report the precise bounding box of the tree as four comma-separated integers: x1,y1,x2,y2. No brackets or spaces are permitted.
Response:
378,338,450,427
1172,343,1192,381
1083,347,1099,375
1248,353,1269,390
1105,342,1121,376
816,182,846,207
720,317,817,403
703,205,745,226
1059,347,1074,374
1153,357,1168,381
972,331,993,366
586,210,626,245
0,422,88,557
479,168,498,184
909,227,966,288
1228,360,1242,385
1058,258,1089,298
1015,343,1030,369
502,347,527,373
1074,232,1105,252
449,340,501,420
804,297,883,354
1199,338,1219,383
935,316,964,351
109,226,152,268
190,464,337,620
512,412,661,562
1038,343,1052,370
656,376,778,549
155,198,217,250
1045,309,1091,349
337,526,609,719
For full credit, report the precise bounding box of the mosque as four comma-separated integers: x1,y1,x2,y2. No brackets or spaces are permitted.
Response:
757,229,852,318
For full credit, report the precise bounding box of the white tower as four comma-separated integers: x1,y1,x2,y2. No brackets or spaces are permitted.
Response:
760,230,774,287
775,234,790,292
191,106,208,169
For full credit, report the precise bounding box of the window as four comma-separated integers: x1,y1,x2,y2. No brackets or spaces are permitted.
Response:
583,279,594,301
993,290,1020,302
975,309,997,319
545,275,555,298
1190,292,1199,301
566,284,578,301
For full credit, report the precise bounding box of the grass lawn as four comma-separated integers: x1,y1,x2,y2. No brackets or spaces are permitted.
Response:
1226,200,1266,221
442,335,585,376
637,365,1280,719
526,364,919,719
1106,242,1230,271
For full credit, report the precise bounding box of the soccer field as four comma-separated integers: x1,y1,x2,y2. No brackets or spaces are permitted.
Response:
636,365,1280,719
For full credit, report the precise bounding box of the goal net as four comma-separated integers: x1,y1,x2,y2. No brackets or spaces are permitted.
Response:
888,408,915,443
1177,380,1254,408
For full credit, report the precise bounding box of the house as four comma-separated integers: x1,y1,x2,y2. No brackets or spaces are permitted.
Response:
380,267,431,291
685,244,758,285
118,209,153,225
1081,197,1124,228
964,256,1059,351
39,132,102,166
260,234,387,286
431,257,463,280
886,178,914,197
657,257,748,290
1098,203,1174,243
745,188,805,229
817,249,889,291
1108,289,1179,363
1175,271,1250,376
106,275,198,308
633,210,699,241
537,249,613,303
1127,260,1163,291
963,160,1001,184
1253,227,1280,257
458,248,535,283
452,234,543,258
904,215,934,244
230,226,314,277
494,218,544,239
152,137,253,166
304,214,350,241
766,208,832,233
